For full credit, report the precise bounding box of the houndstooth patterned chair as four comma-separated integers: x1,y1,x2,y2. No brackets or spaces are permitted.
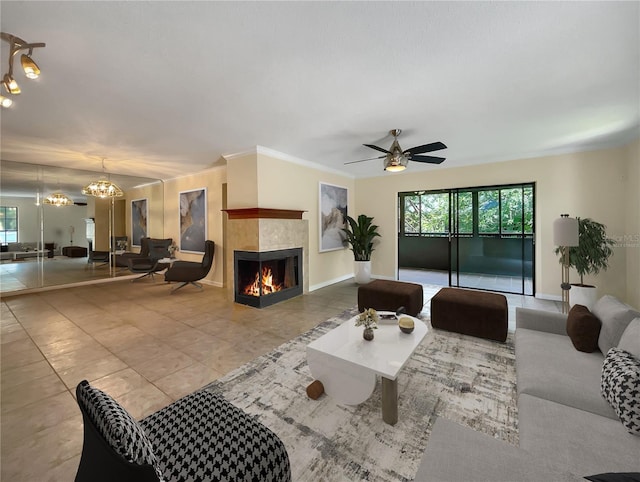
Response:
75,380,291,482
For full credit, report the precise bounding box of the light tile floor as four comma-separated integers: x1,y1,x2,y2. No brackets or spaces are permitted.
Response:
0,278,560,481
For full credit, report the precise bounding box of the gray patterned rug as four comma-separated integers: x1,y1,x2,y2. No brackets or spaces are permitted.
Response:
204,307,518,482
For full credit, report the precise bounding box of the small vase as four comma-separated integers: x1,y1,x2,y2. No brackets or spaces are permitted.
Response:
363,327,374,341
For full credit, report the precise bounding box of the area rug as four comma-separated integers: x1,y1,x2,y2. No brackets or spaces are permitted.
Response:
204,307,518,482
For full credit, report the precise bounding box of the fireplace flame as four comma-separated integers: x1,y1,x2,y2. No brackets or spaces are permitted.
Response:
243,266,283,296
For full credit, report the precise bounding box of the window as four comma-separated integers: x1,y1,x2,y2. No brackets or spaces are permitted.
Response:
400,183,534,237
455,191,473,234
0,207,18,244
478,190,499,234
400,192,449,235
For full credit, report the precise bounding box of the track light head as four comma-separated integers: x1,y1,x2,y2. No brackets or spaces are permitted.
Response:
3,74,20,94
0,95,13,108
20,54,40,79
0,32,45,106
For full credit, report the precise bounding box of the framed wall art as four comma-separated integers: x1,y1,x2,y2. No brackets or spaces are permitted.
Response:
319,182,348,252
131,198,148,247
179,187,207,254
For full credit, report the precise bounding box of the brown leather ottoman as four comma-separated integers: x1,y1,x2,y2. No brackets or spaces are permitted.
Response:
431,287,508,342
62,246,88,257
358,279,424,316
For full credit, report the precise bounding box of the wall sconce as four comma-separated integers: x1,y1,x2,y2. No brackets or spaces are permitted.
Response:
1,32,46,108
553,214,579,313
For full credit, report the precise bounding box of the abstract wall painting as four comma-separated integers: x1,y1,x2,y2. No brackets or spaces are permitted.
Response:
131,198,147,247
319,182,348,252
179,188,207,253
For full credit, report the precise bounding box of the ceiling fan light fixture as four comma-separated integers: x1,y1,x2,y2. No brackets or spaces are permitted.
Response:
43,192,74,207
20,53,40,79
384,153,408,172
3,74,20,94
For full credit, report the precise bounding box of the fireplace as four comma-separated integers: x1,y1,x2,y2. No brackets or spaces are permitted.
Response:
234,248,303,308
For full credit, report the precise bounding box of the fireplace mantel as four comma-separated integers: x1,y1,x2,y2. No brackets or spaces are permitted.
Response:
223,208,305,220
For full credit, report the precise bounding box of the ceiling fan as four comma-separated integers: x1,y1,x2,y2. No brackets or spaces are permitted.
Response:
345,129,447,172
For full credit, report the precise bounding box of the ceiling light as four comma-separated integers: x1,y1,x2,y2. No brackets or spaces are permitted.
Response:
20,54,40,79
0,95,12,108
384,153,408,172
82,159,124,198
43,192,74,207
0,32,45,108
3,74,20,94
82,179,124,198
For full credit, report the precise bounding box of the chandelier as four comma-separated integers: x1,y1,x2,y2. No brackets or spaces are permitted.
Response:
82,159,124,198
43,192,74,207
1,32,46,108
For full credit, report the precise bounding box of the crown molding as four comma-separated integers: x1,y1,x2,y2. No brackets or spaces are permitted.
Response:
223,145,354,179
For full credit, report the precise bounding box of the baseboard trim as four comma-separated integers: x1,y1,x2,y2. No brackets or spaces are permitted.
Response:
309,273,353,292
536,292,561,301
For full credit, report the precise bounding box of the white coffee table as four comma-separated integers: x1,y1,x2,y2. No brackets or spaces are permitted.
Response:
306,312,428,425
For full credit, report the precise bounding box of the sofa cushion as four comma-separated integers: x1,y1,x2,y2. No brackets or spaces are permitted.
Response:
601,348,640,435
593,296,640,355
518,394,640,475
414,417,581,482
515,328,616,419
618,319,640,357
76,380,162,477
566,304,601,352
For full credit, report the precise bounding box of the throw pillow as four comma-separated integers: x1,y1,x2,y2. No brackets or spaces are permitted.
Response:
601,348,640,436
618,318,640,358
592,296,640,355
566,304,601,352
76,380,164,479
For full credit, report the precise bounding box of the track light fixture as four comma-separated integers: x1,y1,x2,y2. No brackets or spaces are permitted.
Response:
0,32,45,108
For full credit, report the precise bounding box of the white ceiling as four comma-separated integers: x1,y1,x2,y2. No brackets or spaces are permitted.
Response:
1,1,638,184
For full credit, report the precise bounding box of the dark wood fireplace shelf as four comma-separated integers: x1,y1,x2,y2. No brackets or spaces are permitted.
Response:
223,208,305,220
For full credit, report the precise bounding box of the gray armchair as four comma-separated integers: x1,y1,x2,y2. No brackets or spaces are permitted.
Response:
164,240,215,292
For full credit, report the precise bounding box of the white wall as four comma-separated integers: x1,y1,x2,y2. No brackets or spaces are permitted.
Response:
252,150,356,290
355,142,638,305
162,167,227,287
624,139,640,308
0,195,89,249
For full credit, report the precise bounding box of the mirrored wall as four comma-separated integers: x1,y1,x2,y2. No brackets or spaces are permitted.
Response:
0,160,164,294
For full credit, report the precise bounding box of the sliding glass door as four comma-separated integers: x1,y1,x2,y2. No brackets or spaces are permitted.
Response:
398,183,535,295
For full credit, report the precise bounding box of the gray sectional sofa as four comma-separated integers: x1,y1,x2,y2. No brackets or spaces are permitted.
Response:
0,242,46,260
415,295,640,481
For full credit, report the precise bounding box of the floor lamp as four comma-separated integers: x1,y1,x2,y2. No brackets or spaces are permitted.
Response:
553,214,579,314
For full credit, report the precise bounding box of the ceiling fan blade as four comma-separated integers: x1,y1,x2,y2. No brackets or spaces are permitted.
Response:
363,144,391,154
344,155,386,165
405,141,447,155
409,155,446,164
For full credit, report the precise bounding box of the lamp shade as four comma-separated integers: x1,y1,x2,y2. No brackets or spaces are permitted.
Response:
553,215,579,246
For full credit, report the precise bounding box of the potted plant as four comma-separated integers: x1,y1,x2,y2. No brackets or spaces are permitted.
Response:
556,217,615,310
342,214,381,284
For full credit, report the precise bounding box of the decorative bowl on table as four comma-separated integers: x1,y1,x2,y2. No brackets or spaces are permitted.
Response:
398,316,415,334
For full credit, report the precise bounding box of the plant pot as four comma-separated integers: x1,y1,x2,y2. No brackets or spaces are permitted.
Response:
570,284,598,311
354,260,371,284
